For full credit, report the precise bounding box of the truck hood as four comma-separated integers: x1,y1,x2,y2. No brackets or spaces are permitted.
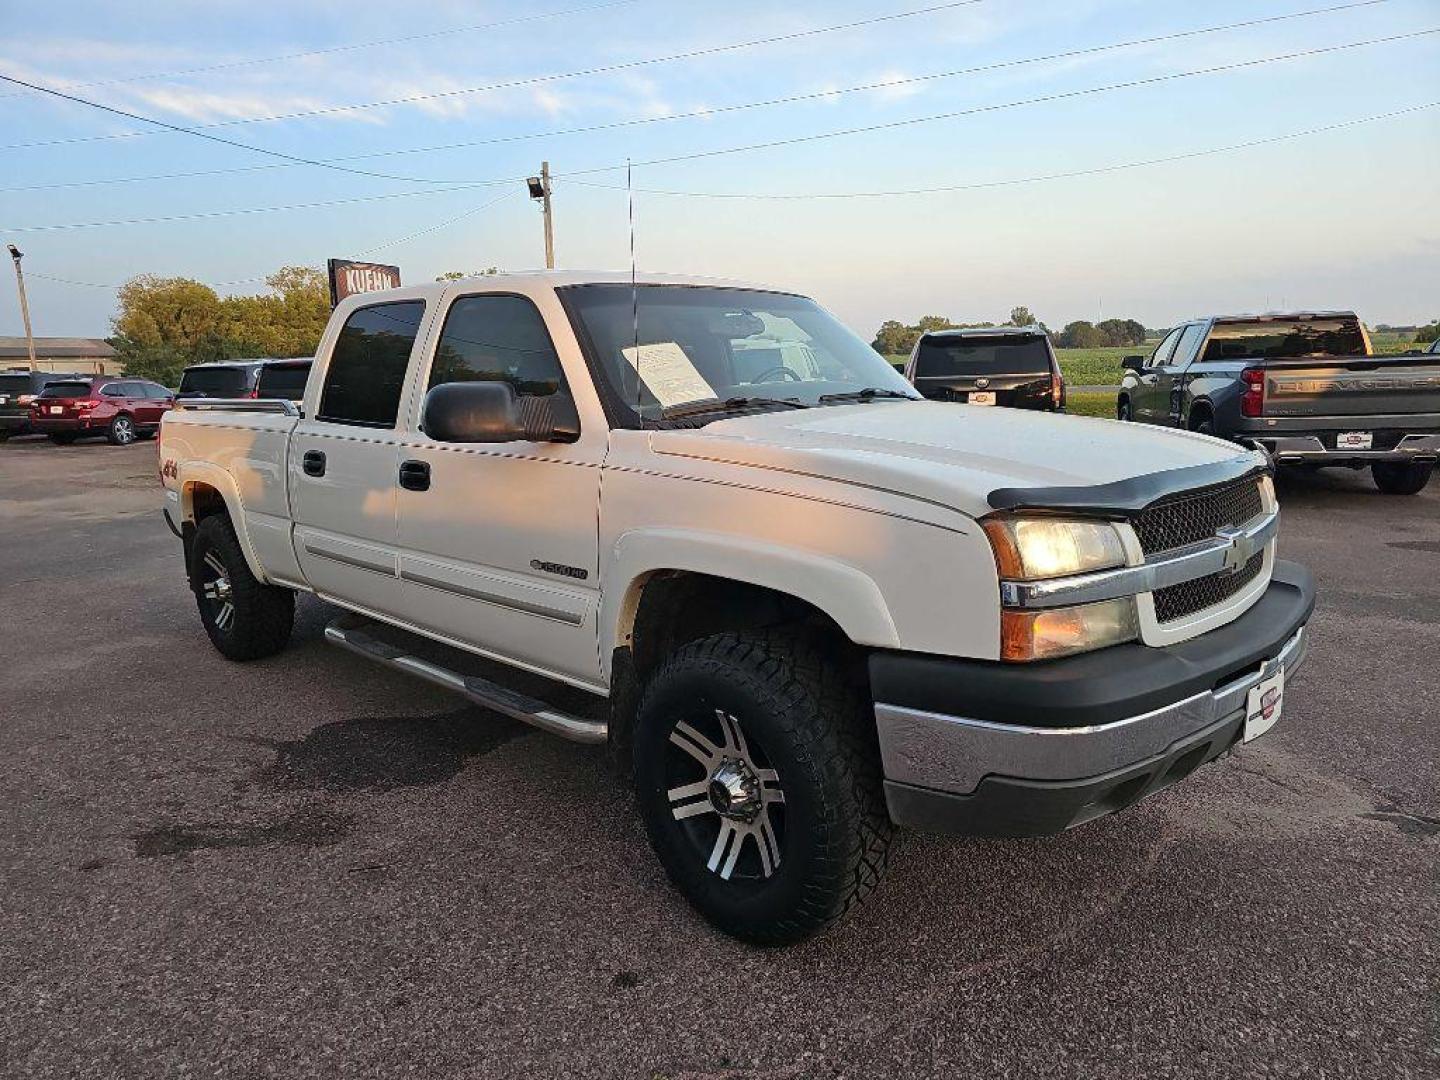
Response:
649,401,1256,518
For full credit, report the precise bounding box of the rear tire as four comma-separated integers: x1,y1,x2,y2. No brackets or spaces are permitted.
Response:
1372,460,1433,495
190,515,294,661
632,630,892,945
106,414,136,446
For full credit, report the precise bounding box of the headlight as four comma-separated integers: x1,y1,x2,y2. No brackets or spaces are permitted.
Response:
982,517,1127,580
1001,597,1138,662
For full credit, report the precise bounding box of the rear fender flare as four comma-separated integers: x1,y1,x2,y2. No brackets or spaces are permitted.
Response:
176,463,268,582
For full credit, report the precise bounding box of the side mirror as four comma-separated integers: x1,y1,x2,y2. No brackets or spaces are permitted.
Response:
1121,355,1145,372
422,381,579,443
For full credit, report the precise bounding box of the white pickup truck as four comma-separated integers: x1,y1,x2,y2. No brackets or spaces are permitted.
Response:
159,271,1314,943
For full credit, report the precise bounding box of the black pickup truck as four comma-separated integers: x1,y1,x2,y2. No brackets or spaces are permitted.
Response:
1118,312,1440,494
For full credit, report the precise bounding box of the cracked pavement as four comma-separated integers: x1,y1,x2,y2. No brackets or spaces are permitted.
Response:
0,437,1435,1079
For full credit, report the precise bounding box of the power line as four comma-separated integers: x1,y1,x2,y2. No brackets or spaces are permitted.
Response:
7,28,1435,234
0,0,1391,193
564,27,1440,174
3,181,506,235
3,0,988,148
0,0,647,98
564,101,1439,199
0,70,529,186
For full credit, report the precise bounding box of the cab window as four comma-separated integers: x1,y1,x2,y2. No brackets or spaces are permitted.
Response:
1147,327,1184,369
428,294,567,397
317,301,427,428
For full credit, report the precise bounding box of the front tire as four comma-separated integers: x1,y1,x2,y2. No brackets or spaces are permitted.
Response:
632,631,892,945
1372,460,1433,495
1117,397,1131,422
190,515,294,661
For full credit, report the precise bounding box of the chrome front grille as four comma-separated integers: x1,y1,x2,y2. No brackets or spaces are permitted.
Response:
1135,478,1267,624
1133,479,1264,557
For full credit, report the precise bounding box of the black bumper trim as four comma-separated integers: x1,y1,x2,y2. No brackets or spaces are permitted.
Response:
885,711,1245,837
869,560,1315,730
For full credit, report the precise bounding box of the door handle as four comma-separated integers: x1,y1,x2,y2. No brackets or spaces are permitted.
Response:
302,450,326,477
399,459,431,492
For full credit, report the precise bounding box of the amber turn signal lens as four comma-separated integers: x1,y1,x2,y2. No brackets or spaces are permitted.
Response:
1000,598,1138,662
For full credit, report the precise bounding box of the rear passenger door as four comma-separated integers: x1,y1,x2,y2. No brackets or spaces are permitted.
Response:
393,290,605,686
290,299,430,618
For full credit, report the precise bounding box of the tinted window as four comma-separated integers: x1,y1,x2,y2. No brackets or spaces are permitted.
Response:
120,381,147,396
1147,328,1184,369
429,295,565,396
40,381,92,398
0,375,32,394
914,335,1051,378
318,302,426,427
1202,318,1367,361
145,383,172,399
256,362,311,401
179,366,251,396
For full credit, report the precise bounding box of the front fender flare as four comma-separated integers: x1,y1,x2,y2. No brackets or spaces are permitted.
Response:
600,528,901,679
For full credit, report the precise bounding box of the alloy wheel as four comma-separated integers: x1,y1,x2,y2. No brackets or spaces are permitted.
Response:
199,550,235,631
666,708,785,881
113,417,134,444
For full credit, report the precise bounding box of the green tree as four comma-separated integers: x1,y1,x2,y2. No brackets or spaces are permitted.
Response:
1414,321,1439,343
1057,320,1105,348
1008,306,1037,327
1095,318,1146,347
871,319,917,356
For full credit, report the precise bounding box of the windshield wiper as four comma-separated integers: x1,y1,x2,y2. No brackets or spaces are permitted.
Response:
816,387,920,404
661,396,809,420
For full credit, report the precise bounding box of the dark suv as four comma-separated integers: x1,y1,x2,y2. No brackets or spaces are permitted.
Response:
905,328,1066,411
176,360,269,399
29,377,174,445
0,370,86,440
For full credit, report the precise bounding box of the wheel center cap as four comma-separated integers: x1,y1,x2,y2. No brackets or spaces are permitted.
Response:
708,758,761,821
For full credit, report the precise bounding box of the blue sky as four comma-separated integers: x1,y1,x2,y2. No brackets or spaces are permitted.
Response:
2,0,1437,341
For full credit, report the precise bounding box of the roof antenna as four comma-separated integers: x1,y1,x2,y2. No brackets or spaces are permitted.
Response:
628,157,643,425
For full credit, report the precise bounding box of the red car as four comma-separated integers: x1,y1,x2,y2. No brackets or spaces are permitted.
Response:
29,377,174,445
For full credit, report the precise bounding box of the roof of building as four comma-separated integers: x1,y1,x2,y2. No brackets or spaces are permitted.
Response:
0,336,118,358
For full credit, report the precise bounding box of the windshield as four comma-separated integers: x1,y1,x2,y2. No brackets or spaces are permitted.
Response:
39,381,92,398
256,362,310,400
914,335,1052,378
1203,319,1366,361
560,284,915,425
179,366,252,396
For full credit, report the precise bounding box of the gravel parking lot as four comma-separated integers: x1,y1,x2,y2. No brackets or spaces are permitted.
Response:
1,437,1436,1080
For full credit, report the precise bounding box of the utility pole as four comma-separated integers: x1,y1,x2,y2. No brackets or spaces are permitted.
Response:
526,162,555,269
7,245,37,372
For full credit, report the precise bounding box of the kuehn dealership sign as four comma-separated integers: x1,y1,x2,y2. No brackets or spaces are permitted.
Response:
327,259,401,306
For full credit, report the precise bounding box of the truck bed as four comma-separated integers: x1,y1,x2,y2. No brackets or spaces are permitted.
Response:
1253,353,1440,419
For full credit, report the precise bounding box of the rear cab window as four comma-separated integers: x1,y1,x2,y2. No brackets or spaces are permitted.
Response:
913,334,1053,379
317,301,427,428
256,362,311,401
179,366,252,397
1202,318,1367,361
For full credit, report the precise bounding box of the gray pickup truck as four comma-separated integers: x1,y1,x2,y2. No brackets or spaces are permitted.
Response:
1118,312,1440,494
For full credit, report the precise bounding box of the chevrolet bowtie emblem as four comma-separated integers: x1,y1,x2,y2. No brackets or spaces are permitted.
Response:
974,377,990,389
1216,525,1253,575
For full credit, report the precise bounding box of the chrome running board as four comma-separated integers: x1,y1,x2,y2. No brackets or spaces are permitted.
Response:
323,614,607,745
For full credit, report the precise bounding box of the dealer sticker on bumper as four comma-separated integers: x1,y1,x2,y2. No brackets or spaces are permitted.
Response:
1336,431,1372,450
967,391,995,405
1244,668,1285,742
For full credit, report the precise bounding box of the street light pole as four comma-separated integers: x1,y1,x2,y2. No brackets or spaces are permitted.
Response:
526,163,555,269
541,162,555,270
7,245,38,372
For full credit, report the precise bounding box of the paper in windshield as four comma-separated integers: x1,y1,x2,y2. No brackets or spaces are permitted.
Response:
621,341,714,408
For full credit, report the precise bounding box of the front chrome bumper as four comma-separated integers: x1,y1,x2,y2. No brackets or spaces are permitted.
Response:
875,624,1307,799
1246,433,1440,465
